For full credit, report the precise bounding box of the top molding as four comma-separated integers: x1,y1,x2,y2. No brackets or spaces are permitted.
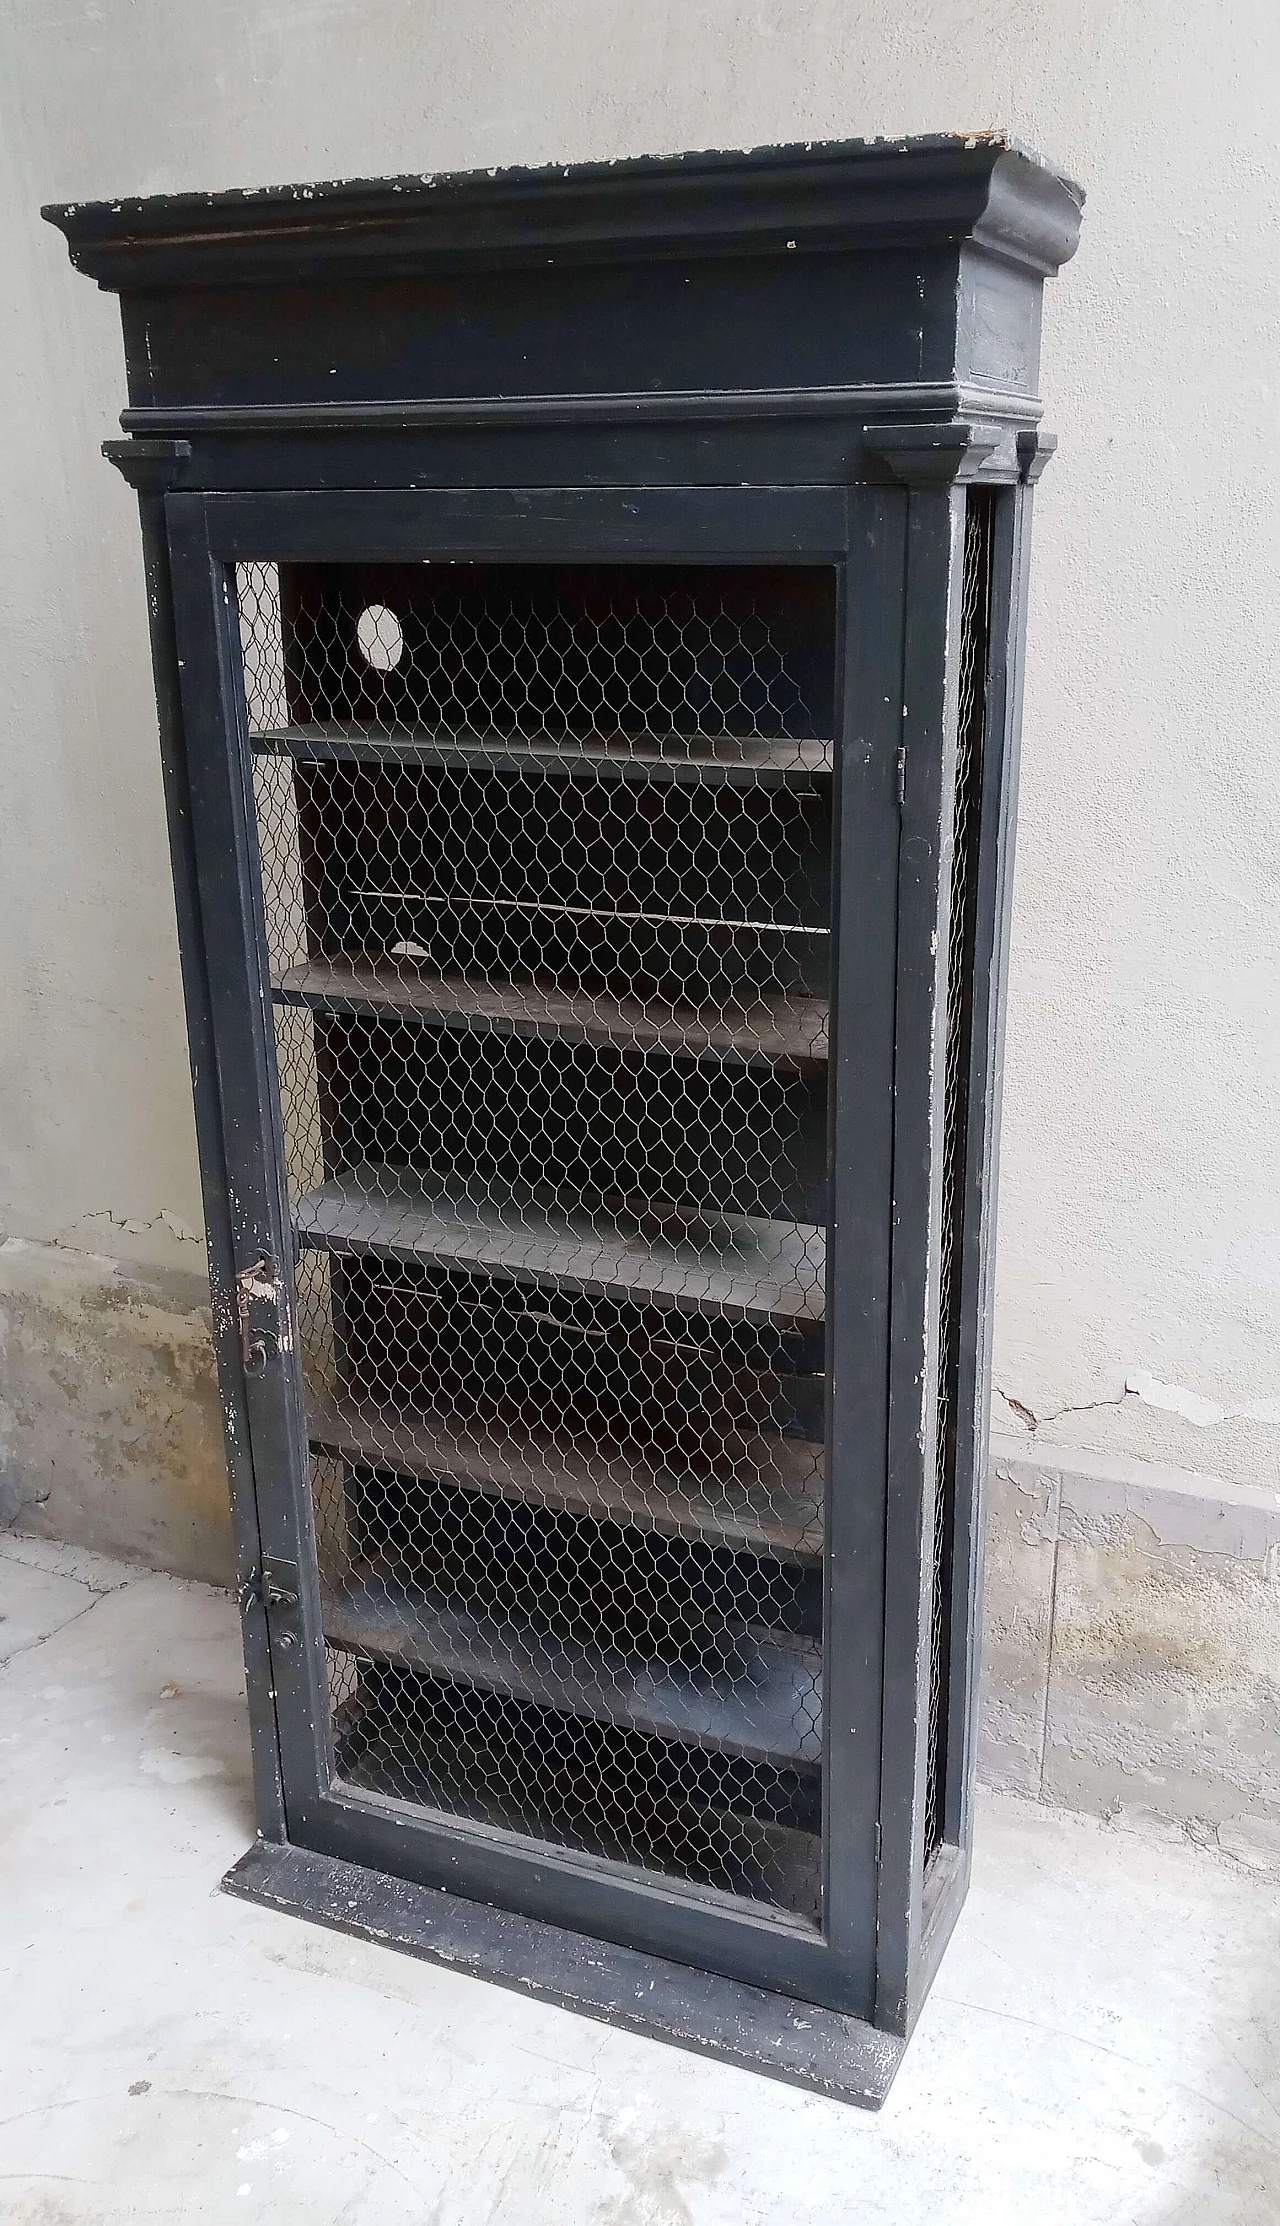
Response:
44,134,1084,292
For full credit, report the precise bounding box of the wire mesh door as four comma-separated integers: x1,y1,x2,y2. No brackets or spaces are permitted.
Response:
235,553,839,1931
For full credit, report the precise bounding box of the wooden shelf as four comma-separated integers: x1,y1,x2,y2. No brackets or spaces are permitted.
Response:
307,1390,824,1564
293,1168,826,1325
321,1565,823,1773
251,723,833,786
274,962,829,1068
334,1723,821,1915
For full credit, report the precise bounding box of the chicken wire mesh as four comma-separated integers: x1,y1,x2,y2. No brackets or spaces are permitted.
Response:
238,559,835,1923
924,490,996,1867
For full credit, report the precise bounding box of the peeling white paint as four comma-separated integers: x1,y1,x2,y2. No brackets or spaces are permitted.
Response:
1125,1372,1280,1432
1125,1373,1229,1427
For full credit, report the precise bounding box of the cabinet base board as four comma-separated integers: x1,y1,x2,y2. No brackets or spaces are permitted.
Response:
222,1837,903,2108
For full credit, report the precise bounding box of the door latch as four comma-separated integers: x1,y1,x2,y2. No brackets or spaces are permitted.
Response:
238,1557,300,1615
235,1254,285,1377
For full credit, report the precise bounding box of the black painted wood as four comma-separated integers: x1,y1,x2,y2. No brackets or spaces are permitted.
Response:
131,494,286,1841
104,413,1034,498
46,137,1080,284
47,138,1080,499
874,485,965,2036
944,484,1035,1871
185,484,852,560
821,484,906,1999
322,1566,822,1772
294,1170,826,1325
307,1389,824,1562
223,1837,904,2107
254,726,835,785
274,962,829,1068
165,500,334,1823
48,135,1080,2086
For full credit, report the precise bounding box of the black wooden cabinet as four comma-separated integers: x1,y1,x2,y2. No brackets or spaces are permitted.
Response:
47,138,1081,2104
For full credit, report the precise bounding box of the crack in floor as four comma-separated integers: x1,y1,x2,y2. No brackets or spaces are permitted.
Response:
0,1530,143,1598
0,1583,124,1671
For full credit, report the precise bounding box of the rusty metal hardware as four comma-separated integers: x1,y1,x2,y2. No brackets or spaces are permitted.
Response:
235,1255,283,1377
239,1559,301,1615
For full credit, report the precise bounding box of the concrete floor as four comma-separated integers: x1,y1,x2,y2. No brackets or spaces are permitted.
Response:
0,1533,1277,2225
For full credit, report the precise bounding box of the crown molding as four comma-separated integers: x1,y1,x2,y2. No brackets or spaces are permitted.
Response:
44,136,1083,294
116,380,1043,442
866,420,1004,486
101,436,191,491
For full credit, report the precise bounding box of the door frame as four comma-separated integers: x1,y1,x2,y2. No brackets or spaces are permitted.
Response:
165,481,899,2021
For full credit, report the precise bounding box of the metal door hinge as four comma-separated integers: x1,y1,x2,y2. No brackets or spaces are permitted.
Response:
239,1557,300,1615
236,1254,285,1377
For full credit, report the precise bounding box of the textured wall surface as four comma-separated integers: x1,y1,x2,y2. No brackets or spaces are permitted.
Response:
0,1239,232,1584
980,1439,1280,1846
0,9,1275,1556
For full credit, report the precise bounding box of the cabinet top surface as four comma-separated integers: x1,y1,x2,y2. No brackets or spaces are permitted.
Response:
43,133,1083,291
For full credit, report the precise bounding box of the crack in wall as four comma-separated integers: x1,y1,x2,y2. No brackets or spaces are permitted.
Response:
52,1206,204,1248
996,1384,1130,1434
998,1376,1280,1441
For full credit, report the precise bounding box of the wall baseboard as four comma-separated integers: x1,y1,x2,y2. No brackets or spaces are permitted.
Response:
981,1433,1280,1839
0,1235,232,1585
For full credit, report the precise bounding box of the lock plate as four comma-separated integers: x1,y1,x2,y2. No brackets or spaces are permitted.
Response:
235,1254,285,1377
